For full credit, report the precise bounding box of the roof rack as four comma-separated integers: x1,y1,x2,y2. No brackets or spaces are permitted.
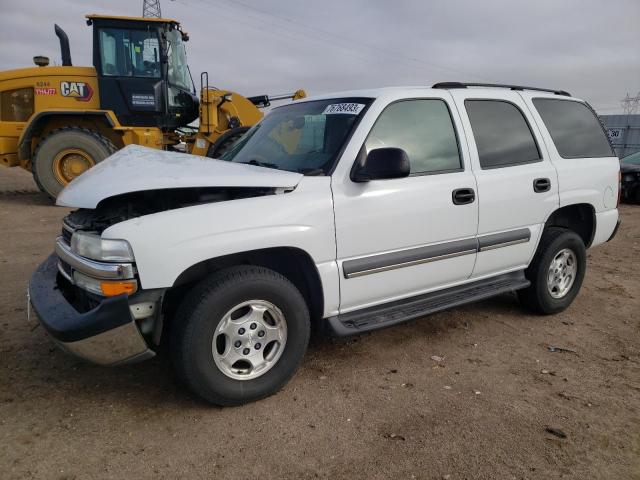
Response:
432,82,571,97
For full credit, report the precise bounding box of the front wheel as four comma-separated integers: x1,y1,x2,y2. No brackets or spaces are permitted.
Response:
518,227,586,315
171,266,310,406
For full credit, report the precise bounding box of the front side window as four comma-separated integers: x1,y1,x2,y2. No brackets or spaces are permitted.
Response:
99,28,160,78
0,88,34,122
465,100,541,169
220,97,371,174
364,99,461,174
533,98,614,158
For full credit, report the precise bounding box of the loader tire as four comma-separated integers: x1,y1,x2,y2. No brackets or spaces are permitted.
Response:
32,127,116,200
206,126,250,159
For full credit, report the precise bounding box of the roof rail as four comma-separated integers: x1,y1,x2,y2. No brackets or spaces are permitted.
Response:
432,82,571,97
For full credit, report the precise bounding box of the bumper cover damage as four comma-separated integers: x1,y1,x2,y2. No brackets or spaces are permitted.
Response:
29,254,154,366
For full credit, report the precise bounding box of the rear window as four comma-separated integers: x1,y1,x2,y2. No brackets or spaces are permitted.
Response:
533,99,614,158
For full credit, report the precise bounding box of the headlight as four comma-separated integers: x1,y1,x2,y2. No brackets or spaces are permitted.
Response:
71,231,134,262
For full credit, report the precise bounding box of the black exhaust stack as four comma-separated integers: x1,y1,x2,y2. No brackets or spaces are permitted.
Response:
54,24,72,66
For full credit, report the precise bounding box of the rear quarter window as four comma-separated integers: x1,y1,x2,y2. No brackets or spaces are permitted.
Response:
532,99,614,158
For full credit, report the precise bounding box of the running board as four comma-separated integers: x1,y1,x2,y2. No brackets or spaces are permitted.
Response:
326,271,530,336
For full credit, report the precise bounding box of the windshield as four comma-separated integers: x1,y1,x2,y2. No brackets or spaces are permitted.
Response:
166,29,193,92
622,151,640,165
220,98,371,174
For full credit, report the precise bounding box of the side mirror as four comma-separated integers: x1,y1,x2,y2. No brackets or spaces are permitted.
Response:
352,147,410,182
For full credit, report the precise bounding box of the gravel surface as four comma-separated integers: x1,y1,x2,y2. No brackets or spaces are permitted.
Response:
1,167,638,479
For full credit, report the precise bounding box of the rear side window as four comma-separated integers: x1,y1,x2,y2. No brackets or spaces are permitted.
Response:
465,100,541,169
533,99,614,158
364,99,462,174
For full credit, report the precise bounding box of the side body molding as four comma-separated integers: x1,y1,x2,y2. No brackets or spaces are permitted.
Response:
342,228,532,279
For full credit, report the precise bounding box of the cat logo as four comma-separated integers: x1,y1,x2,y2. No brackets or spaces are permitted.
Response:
60,81,93,102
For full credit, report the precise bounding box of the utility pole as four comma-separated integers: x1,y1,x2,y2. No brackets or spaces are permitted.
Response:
143,0,162,18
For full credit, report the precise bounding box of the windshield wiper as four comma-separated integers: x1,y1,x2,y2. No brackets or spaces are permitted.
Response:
239,158,280,169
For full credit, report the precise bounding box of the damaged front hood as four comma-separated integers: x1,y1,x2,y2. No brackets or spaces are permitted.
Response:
56,145,304,209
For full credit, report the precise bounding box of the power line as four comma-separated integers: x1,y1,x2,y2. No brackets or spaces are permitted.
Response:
176,0,493,83
172,0,407,69
223,0,496,82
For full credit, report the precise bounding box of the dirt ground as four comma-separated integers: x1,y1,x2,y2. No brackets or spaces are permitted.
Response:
0,167,638,480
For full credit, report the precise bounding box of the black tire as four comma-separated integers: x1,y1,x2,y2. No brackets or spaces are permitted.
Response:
206,126,250,159
518,227,586,315
32,127,116,199
171,265,310,406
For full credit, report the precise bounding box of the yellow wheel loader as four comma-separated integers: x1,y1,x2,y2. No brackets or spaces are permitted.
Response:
0,14,306,198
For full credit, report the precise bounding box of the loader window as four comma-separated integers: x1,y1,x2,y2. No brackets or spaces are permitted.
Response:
1,88,34,122
221,97,372,174
166,29,193,92
99,28,160,78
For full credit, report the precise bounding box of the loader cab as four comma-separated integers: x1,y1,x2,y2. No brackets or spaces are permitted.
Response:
87,15,198,129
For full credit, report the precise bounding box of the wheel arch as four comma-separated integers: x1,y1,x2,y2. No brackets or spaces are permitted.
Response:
544,203,596,247
165,246,325,323
18,110,120,162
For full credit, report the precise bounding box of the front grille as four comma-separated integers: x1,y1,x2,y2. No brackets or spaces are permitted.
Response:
56,271,102,313
61,228,72,244
61,223,73,245
59,259,73,280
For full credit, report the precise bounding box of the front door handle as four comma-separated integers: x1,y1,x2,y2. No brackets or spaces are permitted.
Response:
452,188,475,205
533,178,551,193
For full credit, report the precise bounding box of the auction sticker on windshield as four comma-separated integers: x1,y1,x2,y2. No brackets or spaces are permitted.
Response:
323,103,365,115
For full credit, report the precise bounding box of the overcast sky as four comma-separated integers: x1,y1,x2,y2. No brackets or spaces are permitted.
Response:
0,0,638,114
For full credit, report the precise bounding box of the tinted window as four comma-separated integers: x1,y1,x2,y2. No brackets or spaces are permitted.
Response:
465,100,541,168
365,99,461,174
533,99,614,158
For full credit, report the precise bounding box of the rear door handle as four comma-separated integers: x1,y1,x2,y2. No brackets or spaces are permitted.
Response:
533,178,551,193
452,188,475,205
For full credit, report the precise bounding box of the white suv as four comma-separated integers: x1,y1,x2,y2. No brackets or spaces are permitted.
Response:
29,83,621,405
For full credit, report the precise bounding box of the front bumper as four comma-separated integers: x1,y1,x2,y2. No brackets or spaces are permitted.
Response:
607,219,621,243
28,254,155,366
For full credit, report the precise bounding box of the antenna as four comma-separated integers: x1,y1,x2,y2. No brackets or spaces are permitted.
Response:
142,0,162,18
621,92,640,115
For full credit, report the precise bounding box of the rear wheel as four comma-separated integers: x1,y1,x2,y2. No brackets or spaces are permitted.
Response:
32,127,116,199
518,227,586,315
171,266,310,406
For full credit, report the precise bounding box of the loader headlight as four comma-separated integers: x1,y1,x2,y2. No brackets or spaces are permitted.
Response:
71,231,134,262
